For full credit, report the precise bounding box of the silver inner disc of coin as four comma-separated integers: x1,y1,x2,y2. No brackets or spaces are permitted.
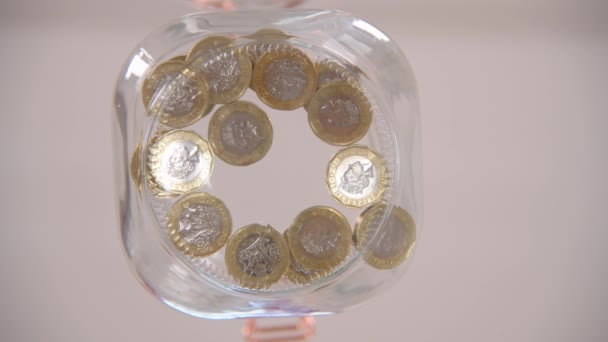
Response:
202,52,241,94
178,203,223,247
220,112,263,155
319,94,361,129
152,73,199,116
160,140,205,184
264,58,307,101
164,76,199,117
373,214,407,259
335,156,378,199
298,216,341,259
236,233,282,277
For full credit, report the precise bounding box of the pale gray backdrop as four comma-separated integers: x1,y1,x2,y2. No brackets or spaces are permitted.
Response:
0,0,606,341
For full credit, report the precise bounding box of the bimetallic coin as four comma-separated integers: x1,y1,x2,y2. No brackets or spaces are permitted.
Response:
354,204,416,269
187,35,252,104
167,192,232,257
147,130,214,197
307,81,372,146
141,61,211,128
225,224,289,289
326,145,388,208
285,206,351,271
208,101,273,166
170,54,214,116
251,46,317,110
129,136,143,192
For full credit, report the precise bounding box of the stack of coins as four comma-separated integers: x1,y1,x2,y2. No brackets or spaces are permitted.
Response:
129,29,416,290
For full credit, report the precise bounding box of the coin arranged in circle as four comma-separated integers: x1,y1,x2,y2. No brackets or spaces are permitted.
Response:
326,145,388,208
167,192,232,257
187,35,252,104
251,46,317,110
354,204,416,269
225,224,290,289
208,101,273,166
307,81,372,146
141,60,211,128
285,206,351,271
129,136,143,193
147,130,214,197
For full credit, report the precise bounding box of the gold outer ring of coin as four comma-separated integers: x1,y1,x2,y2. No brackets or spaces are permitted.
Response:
285,206,352,271
169,55,187,62
166,192,232,257
285,252,324,285
354,204,416,270
129,136,143,193
244,28,293,41
251,46,317,110
326,145,389,208
315,60,355,89
208,100,273,166
147,129,214,197
141,60,211,128
307,81,372,146
225,224,289,289
186,35,252,104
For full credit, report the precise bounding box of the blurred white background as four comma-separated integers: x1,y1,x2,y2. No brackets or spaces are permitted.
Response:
1,0,607,341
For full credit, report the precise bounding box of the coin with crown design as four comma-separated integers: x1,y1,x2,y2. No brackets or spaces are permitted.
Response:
186,35,252,104
326,145,388,208
354,204,416,270
167,192,232,257
141,60,211,128
251,45,317,110
147,130,213,197
307,81,372,146
225,224,289,289
285,206,351,271
208,101,273,166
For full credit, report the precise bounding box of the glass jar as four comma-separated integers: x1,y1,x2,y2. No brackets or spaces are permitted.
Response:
113,9,421,319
